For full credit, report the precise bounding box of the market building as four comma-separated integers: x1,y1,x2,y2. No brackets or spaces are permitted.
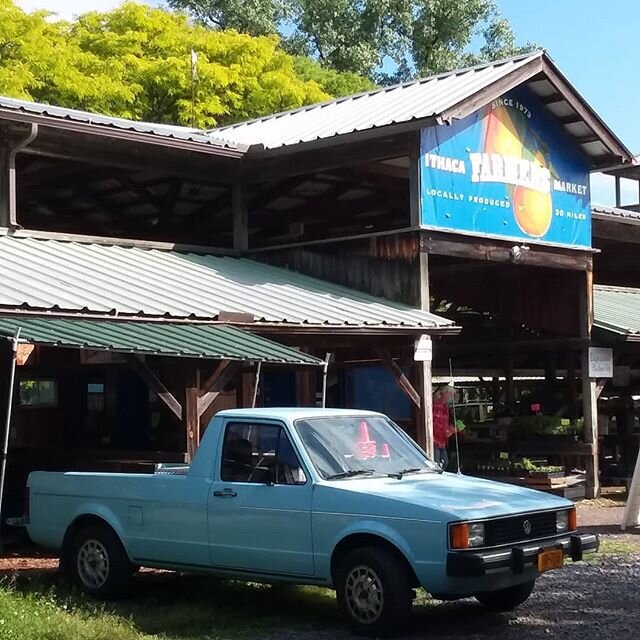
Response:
0,50,634,517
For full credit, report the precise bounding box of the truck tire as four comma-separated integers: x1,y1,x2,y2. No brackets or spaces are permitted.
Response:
475,579,535,612
335,546,413,637
70,523,134,599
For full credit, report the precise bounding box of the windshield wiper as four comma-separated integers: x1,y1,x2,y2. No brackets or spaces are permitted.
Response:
326,469,376,480
387,467,438,479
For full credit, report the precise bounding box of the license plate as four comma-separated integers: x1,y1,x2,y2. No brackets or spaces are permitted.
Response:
537,548,564,573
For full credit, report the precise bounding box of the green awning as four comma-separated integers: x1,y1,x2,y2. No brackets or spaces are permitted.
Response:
0,316,323,365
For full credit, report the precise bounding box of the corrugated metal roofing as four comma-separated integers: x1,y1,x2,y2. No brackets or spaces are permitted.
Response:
0,316,322,364
209,52,542,150
594,285,640,336
0,235,452,329
592,204,640,224
0,95,244,151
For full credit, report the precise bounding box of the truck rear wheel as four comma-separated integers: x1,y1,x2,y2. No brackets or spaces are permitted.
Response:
475,579,535,612
335,546,413,637
70,523,134,599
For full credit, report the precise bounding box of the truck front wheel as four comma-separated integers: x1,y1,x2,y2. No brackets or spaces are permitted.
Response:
335,546,413,637
475,579,536,612
70,524,134,599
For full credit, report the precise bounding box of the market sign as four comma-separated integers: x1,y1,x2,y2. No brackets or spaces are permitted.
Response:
588,347,613,378
420,86,591,248
413,334,432,361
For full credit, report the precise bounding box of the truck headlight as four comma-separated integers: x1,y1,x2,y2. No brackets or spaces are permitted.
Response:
468,522,486,547
450,522,485,549
557,508,577,533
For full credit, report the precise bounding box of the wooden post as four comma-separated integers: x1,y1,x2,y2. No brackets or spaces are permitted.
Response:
296,369,316,407
126,355,182,420
185,366,199,462
506,350,515,409
567,351,577,422
232,180,248,252
615,175,621,208
0,146,8,228
580,269,600,498
409,131,434,457
378,350,422,409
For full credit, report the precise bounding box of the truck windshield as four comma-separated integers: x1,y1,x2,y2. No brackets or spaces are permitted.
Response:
293,416,440,480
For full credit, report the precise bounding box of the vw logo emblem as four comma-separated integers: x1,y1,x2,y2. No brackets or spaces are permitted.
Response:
522,520,532,535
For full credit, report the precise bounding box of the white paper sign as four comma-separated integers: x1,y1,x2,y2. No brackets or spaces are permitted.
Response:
588,347,613,378
414,335,432,361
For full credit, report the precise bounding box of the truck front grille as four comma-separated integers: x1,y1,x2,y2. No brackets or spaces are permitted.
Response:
485,511,558,546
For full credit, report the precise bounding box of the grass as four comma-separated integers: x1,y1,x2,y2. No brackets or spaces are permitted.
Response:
597,536,640,557
0,571,339,640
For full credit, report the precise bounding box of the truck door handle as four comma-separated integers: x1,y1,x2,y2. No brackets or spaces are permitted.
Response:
213,489,237,498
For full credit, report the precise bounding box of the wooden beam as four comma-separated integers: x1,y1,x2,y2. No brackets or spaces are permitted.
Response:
232,180,248,251
442,58,543,121
185,366,200,461
409,131,433,455
0,145,8,227
322,168,407,193
200,360,232,396
539,94,565,106
378,350,421,409
296,366,316,406
125,355,182,420
197,360,241,418
579,268,600,499
541,59,632,162
421,231,593,272
248,175,310,211
244,134,413,184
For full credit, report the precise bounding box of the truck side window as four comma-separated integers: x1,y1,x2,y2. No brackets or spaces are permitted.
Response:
221,422,306,485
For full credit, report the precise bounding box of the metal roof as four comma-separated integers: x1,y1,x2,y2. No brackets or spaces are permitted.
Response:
0,316,322,364
0,234,453,330
211,52,541,150
592,204,640,224
594,285,640,337
209,51,633,167
0,95,244,151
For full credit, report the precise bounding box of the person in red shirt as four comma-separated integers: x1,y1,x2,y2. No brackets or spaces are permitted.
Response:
432,386,456,469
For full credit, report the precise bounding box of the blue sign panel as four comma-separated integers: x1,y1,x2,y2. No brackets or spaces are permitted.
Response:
420,86,591,248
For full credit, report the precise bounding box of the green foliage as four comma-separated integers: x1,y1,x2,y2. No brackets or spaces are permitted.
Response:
170,0,537,82
0,585,143,640
511,416,584,438
518,458,564,474
0,573,339,640
292,56,375,97
0,0,368,127
167,0,290,35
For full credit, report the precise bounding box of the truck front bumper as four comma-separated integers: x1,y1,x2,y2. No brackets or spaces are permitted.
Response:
446,532,599,578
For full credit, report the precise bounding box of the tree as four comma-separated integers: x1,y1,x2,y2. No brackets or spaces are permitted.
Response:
0,0,372,127
169,0,536,82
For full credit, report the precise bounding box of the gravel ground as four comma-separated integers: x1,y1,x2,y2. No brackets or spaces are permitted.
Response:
264,554,640,640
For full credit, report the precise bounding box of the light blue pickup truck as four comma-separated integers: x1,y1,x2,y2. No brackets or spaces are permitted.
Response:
24,408,597,636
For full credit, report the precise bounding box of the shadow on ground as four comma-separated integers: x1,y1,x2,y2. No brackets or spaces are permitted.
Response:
1,548,639,640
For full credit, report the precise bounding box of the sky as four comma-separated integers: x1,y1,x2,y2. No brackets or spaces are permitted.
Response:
14,0,640,205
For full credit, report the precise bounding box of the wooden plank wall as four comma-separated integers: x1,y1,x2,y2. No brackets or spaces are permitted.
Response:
257,233,421,307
